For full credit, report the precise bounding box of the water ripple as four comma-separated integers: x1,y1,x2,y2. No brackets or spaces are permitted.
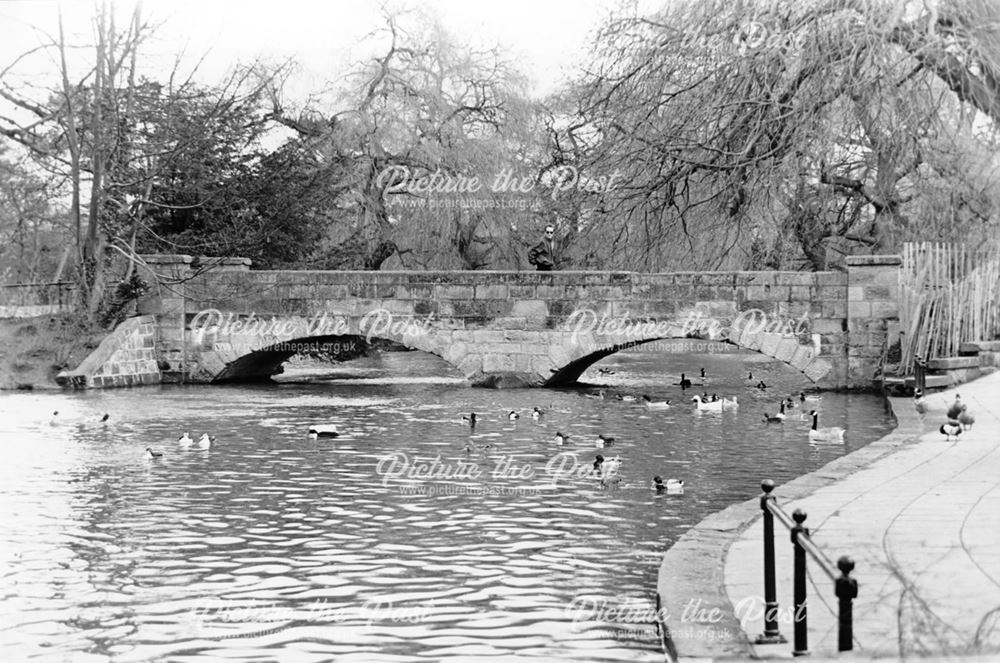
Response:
0,351,893,660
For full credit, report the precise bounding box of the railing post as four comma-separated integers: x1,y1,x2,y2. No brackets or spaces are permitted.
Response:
756,479,787,644
835,556,857,651
790,509,809,656
914,354,926,391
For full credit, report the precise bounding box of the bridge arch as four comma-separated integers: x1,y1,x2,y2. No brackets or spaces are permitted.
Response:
545,327,833,387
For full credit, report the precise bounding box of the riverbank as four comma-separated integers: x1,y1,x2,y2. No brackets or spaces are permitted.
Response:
657,372,1000,660
0,315,104,390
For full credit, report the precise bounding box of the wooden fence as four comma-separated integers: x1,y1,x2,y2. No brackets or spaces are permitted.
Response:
898,242,1000,375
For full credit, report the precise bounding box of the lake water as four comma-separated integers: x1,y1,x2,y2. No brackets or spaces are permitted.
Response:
0,348,895,661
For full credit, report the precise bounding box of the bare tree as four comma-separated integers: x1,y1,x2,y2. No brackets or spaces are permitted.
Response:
569,0,1000,271
267,9,545,270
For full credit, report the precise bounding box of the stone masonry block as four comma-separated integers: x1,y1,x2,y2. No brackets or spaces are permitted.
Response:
774,337,799,363
803,358,834,382
759,333,781,357
475,285,509,300
435,285,475,300
869,301,898,319
791,344,814,369
848,301,871,318
812,318,846,334
482,353,516,373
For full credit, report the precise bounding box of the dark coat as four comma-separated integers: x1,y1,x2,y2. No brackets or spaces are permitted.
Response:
528,237,559,271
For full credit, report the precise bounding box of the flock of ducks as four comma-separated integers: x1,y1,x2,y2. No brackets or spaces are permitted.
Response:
55,366,852,481
929,391,976,440
149,432,216,457
447,367,853,494
47,411,218,459
457,408,685,494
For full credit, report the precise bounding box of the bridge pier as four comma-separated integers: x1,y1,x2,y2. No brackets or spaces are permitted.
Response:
59,254,903,390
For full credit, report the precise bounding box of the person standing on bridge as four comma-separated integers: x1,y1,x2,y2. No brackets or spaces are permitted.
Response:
528,225,560,271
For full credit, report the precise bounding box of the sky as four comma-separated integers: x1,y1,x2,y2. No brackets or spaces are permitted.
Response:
0,0,659,106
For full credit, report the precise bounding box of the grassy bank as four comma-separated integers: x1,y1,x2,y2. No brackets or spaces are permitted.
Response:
0,315,105,390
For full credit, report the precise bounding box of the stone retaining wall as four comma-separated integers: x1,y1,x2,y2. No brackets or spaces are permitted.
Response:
56,315,160,388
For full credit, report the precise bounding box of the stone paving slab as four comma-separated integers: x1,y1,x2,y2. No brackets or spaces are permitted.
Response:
658,371,1000,662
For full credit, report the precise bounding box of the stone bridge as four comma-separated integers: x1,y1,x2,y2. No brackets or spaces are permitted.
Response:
60,254,903,389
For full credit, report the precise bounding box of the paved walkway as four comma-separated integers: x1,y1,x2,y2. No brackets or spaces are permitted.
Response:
657,371,1000,661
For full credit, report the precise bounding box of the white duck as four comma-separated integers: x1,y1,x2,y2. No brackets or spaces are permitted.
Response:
178,432,193,448
808,410,845,443
642,395,671,409
595,434,615,449
691,395,723,412
197,433,215,449
721,396,739,410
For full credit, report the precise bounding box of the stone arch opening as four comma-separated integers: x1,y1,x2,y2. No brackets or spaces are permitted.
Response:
547,332,830,387
210,333,466,383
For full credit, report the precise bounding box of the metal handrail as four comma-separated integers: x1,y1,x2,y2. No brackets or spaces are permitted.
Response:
755,479,858,656
765,500,838,582
0,281,76,308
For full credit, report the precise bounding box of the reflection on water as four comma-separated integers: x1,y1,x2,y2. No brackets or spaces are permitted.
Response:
0,349,894,661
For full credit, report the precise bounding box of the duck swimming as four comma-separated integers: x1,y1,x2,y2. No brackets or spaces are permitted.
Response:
197,433,215,449
800,391,821,403
808,410,845,443
554,432,569,445
584,390,607,400
756,381,769,390
599,456,623,485
531,407,544,419
146,447,163,458
508,410,520,421
691,395,722,412
595,434,615,448
617,393,638,402
665,479,684,495
762,401,786,423
178,432,193,448
642,395,671,409
721,396,739,410
308,425,340,439
679,374,692,389
463,413,478,427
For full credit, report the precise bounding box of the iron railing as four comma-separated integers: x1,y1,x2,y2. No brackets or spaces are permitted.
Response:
756,479,858,656
0,281,76,308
